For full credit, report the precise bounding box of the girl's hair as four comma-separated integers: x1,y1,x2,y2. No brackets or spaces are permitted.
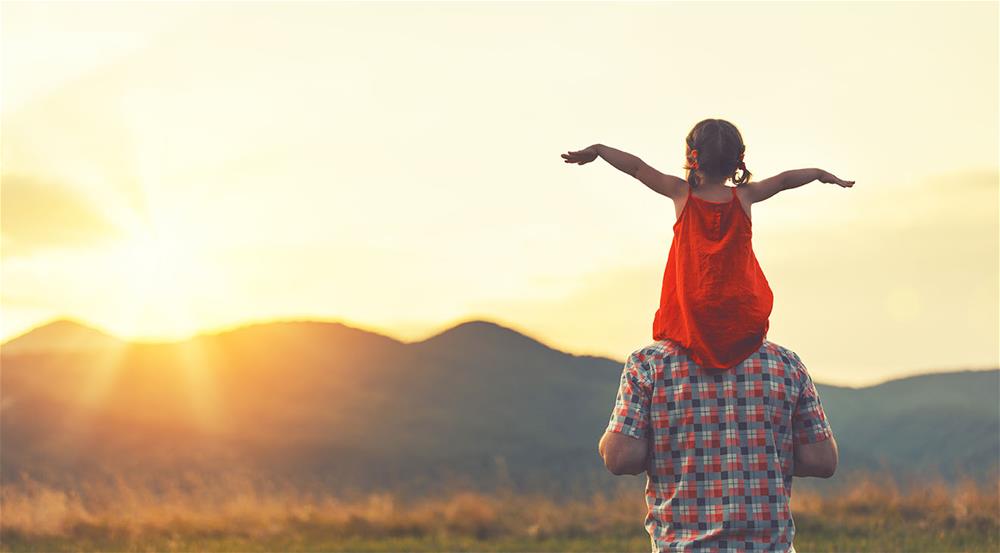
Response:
683,118,753,188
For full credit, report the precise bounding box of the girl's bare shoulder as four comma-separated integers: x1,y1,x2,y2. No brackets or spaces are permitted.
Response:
733,184,753,221
737,176,785,204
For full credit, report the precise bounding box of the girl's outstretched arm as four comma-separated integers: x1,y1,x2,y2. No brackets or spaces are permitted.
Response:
562,144,686,198
745,168,855,203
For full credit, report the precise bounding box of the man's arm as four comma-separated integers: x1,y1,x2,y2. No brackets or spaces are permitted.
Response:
794,434,839,478
789,351,838,478
743,168,855,203
600,351,653,476
599,430,649,475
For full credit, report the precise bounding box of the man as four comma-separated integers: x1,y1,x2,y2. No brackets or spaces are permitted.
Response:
599,339,838,552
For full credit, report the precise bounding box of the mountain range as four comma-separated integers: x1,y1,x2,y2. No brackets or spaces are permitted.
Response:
2,317,997,498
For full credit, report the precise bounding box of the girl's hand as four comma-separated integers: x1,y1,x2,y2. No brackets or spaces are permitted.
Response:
818,170,855,188
561,145,599,165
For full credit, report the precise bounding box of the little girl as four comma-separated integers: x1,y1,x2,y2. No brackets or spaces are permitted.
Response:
562,118,854,370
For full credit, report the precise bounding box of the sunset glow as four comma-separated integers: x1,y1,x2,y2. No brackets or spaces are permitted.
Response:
2,2,997,387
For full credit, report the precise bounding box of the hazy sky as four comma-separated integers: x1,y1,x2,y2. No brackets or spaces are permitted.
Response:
2,1,997,387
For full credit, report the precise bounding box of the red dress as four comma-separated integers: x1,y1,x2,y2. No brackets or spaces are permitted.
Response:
652,185,774,370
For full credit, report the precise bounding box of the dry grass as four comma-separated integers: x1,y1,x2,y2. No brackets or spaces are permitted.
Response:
0,474,643,543
792,472,999,526
1,471,997,551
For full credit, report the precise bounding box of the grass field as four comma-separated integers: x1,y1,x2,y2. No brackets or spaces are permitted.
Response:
2,473,997,552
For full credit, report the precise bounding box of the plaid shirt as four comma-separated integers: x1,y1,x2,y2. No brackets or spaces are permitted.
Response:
606,338,833,553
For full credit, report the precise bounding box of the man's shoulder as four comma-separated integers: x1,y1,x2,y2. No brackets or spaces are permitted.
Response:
762,340,812,386
633,339,687,363
634,339,801,367
763,340,801,365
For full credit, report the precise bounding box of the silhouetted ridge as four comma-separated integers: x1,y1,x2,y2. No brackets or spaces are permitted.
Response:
1,317,122,354
207,319,402,345
414,319,559,355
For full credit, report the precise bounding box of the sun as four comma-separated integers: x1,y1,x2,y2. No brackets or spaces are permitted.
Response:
106,227,208,341
92,226,223,429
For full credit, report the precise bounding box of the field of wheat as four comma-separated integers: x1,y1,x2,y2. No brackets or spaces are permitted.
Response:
1,472,997,552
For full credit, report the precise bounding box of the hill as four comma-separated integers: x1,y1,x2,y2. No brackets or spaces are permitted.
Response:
0,317,123,355
2,317,997,498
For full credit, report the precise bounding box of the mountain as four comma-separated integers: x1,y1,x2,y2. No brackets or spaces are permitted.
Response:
1,317,997,499
811,369,1000,489
1,317,123,355
412,319,565,357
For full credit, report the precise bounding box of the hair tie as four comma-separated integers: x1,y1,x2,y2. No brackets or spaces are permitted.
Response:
690,148,699,170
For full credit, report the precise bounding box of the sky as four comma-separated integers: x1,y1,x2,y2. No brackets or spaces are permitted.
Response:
1,1,997,387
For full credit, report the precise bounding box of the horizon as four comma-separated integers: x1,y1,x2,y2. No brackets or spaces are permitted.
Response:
2,2,997,388
5,313,997,390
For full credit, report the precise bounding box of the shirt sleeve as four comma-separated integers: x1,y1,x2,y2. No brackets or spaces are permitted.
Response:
605,351,653,440
790,351,834,445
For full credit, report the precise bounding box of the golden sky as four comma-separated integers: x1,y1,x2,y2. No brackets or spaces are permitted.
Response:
2,1,997,387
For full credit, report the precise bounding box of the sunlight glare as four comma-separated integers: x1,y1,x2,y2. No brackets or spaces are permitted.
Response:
110,229,203,339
